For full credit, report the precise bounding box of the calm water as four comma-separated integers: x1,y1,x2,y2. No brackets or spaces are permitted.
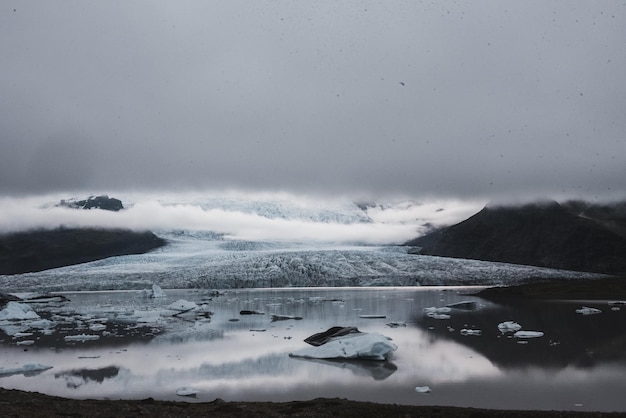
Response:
1,287,625,412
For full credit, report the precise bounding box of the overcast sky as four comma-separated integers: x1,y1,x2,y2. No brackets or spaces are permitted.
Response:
1,1,625,201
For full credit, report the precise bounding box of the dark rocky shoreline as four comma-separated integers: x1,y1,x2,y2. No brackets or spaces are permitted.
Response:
1,388,624,417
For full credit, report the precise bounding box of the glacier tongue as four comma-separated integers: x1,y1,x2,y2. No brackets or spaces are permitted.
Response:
0,239,602,292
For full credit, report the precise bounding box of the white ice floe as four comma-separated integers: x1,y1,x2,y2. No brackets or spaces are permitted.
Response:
0,302,40,320
460,329,482,336
176,386,199,397
167,299,199,312
16,340,35,346
290,333,397,361
89,323,107,332
0,362,53,377
426,313,451,320
64,334,100,342
498,321,522,334
415,386,431,393
514,331,544,338
576,306,602,315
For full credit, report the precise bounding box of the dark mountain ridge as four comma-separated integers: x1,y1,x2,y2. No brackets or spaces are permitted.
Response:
407,200,626,274
0,227,166,275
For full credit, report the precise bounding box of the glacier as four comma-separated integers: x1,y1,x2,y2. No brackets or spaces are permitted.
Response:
0,192,604,292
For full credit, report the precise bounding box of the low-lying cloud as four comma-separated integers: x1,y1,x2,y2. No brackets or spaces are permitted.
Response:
0,192,483,244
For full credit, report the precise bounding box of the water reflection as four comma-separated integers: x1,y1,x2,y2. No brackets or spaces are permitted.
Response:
415,297,626,370
55,366,121,388
291,357,397,380
1,287,625,411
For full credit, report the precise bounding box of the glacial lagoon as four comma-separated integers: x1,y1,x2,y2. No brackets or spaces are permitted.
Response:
1,286,625,412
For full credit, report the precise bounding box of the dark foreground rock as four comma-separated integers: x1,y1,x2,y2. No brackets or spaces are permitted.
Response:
407,201,626,274
0,228,166,275
0,389,622,418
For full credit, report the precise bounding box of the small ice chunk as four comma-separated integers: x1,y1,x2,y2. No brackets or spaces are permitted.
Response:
16,340,35,346
498,321,522,334
0,302,40,320
89,324,107,332
358,314,386,319
176,386,199,397
460,329,482,336
167,299,198,312
415,386,431,393
64,334,100,342
576,306,602,315
514,330,544,338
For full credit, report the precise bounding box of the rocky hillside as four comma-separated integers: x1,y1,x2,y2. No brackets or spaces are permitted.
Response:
406,201,626,274
0,228,166,275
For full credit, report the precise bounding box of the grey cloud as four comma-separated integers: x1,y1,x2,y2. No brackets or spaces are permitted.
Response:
1,1,625,200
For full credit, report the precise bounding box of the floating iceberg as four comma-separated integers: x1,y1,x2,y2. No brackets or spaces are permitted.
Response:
415,386,431,393
576,306,602,315
290,331,397,361
64,334,100,342
460,329,482,336
0,302,40,320
167,299,198,312
514,330,544,338
498,321,522,334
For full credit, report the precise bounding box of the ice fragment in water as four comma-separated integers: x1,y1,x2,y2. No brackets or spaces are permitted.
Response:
415,386,431,393
167,299,198,311
0,302,40,320
460,329,481,336
498,321,522,334
576,306,601,315
514,330,544,338
64,334,100,342
290,332,397,361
